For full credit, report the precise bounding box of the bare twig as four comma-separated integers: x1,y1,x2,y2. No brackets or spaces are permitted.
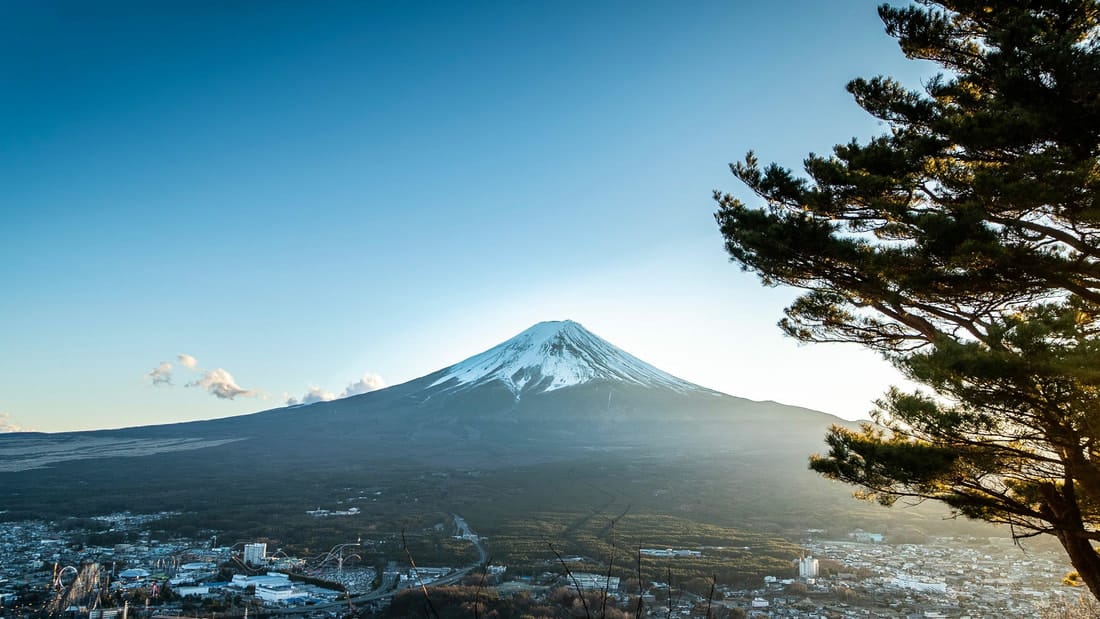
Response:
548,541,592,619
601,519,616,618
667,566,674,619
474,555,492,619
634,547,644,619
401,528,441,619
345,589,355,615
705,575,716,619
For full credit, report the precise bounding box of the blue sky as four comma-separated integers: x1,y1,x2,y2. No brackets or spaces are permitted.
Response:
1,1,934,432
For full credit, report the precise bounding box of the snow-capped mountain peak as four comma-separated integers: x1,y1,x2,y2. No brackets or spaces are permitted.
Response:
428,320,709,397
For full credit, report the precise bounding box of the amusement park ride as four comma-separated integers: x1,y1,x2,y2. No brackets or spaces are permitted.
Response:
309,541,362,577
47,563,107,616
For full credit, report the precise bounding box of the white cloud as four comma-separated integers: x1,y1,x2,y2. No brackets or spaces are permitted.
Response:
146,361,173,386
341,373,386,397
187,368,260,400
285,387,334,406
178,354,198,369
286,373,386,407
0,412,26,433
302,386,337,404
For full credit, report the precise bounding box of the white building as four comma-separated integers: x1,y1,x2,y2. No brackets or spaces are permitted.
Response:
243,543,268,566
639,548,702,558
890,575,948,594
230,572,307,604
850,530,885,543
798,555,819,579
397,567,453,587
569,573,620,591
255,581,298,603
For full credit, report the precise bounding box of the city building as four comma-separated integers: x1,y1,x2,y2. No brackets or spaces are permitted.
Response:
255,580,300,603
117,568,150,581
798,555,819,579
640,548,702,558
243,543,267,566
569,573,620,591
891,575,948,594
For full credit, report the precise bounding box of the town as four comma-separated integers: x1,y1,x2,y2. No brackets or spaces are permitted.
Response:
0,512,1090,619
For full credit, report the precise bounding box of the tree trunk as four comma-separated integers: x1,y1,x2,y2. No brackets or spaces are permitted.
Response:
1043,478,1100,601
1056,529,1100,601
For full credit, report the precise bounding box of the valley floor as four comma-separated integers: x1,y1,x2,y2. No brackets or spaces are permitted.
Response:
0,511,1087,619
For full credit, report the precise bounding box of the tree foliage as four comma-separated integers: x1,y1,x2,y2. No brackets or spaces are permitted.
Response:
714,0,1100,598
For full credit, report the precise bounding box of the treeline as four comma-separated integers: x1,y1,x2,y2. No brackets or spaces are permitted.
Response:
484,512,799,586
380,586,640,619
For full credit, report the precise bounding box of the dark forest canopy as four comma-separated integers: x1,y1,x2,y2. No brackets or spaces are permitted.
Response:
715,0,1100,599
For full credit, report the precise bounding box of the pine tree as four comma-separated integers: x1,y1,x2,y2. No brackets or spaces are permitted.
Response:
714,0,1100,597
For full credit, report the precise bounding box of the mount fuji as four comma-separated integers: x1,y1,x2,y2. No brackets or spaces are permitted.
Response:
425,320,712,397
0,320,844,475
0,319,886,536
0,321,989,574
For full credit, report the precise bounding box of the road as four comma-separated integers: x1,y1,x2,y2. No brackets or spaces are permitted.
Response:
452,513,488,565
404,514,487,587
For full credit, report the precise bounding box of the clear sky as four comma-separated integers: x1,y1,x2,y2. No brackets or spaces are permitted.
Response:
1,1,935,433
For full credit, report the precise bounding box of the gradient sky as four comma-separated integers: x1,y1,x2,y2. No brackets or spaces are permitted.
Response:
1,1,936,433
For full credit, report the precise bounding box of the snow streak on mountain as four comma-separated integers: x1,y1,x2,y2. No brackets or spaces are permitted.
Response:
428,320,713,398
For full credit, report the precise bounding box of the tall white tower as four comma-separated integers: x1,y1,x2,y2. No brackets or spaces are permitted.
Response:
243,543,267,567
798,555,819,579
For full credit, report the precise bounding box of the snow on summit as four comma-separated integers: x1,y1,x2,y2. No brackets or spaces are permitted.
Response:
428,320,710,397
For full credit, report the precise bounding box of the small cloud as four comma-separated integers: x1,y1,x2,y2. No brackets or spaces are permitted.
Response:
341,373,386,397
301,386,337,404
187,368,260,400
285,373,385,407
0,412,26,433
178,354,198,369
147,361,173,386
285,387,333,406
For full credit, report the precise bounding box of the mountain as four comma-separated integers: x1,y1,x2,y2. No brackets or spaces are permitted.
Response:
424,320,713,398
0,318,889,538
0,319,844,473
